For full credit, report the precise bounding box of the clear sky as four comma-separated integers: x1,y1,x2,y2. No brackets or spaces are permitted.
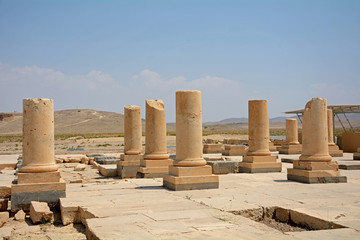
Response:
0,0,359,122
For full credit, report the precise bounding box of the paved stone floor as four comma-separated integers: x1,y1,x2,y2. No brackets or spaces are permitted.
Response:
1,153,360,239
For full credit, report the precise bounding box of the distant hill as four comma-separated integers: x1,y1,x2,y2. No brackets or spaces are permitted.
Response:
0,109,358,135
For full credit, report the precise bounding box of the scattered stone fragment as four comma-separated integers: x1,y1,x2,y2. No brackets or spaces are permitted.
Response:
0,211,9,228
0,198,8,211
70,179,83,184
14,210,26,221
0,186,11,198
29,201,53,224
74,164,86,171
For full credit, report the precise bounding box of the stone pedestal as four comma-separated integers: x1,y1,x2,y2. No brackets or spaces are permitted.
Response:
163,90,219,190
11,99,65,211
117,106,143,178
239,100,281,173
222,145,247,156
269,141,277,152
279,119,302,154
137,100,172,178
287,98,346,184
203,144,223,154
354,148,360,160
327,109,343,157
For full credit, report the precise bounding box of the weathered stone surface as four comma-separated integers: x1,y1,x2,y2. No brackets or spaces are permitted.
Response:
207,161,239,174
14,209,26,221
21,98,58,173
163,91,218,191
203,144,223,154
17,171,61,184
30,201,53,224
0,198,8,211
98,164,117,177
275,207,290,223
94,156,119,165
74,164,86,171
124,105,142,155
0,211,8,228
0,186,11,198
287,98,346,184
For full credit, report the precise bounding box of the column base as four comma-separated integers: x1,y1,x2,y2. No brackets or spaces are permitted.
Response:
287,160,347,184
117,154,142,179
222,145,247,156
11,171,66,211
329,145,343,157
163,165,219,191
203,144,223,154
269,142,277,152
278,144,302,154
137,159,173,178
354,152,360,160
239,155,281,173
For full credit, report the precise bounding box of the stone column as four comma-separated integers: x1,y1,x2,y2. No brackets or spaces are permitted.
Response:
279,118,302,154
287,98,346,183
21,99,58,173
327,109,343,157
117,105,143,178
239,100,281,173
247,100,271,156
163,90,218,190
124,106,142,155
12,98,65,211
137,100,172,178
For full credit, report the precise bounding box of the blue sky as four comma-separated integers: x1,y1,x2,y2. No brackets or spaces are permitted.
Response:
0,0,359,122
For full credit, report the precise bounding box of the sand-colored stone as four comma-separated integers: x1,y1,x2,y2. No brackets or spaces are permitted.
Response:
17,171,61,184
354,148,360,160
239,100,281,173
30,201,53,224
222,145,248,156
287,98,346,183
0,211,8,228
279,119,302,154
163,91,218,190
203,144,223,154
138,100,172,178
0,198,8,211
123,105,142,155
20,99,58,173
327,109,343,157
118,105,143,178
14,210,26,221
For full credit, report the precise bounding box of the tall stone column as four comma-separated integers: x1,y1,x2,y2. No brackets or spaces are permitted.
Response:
117,105,143,178
279,119,302,154
239,100,281,173
327,109,343,157
163,90,218,190
287,98,346,183
137,100,172,178
11,99,66,211
21,99,58,173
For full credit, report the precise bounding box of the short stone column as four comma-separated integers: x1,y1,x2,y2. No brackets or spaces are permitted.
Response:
279,119,302,154
287,98,346,183
239,100,281,173
163,90,219,190
11,99,65,211
137,100,172,178
327,109,343,157
117,105,143,178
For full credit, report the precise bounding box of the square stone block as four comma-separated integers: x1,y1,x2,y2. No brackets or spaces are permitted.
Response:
11,180,66,211
120,154,143,161
98,165,117,177
206,161,239,174
17,171,61,184
328,145,343,157
238,162,282,173
163,174,219,191
293,160,339,171
140,159,173,168
354,152,360,160
117,162,140,179
222,149,247,156
278,144,302,154
287,168,347,184
203,144,223,154
169,165,212,177
243,155,277,163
